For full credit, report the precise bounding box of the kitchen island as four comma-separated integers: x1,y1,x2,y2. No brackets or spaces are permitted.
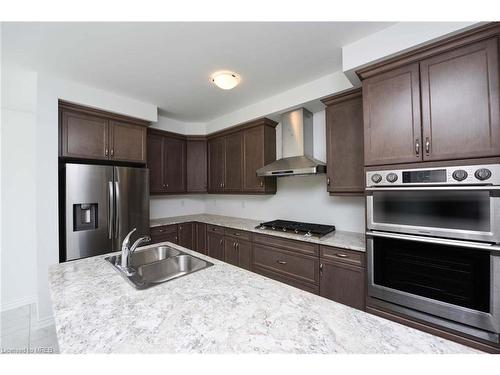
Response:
49,242,478,353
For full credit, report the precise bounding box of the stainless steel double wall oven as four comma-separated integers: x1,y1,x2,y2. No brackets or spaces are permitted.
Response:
366,164,500,343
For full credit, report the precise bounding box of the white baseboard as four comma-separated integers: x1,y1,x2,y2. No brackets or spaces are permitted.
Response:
32,315,55,330
0,295,37,312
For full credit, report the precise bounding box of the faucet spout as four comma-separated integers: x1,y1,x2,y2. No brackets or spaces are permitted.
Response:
119,228,150,275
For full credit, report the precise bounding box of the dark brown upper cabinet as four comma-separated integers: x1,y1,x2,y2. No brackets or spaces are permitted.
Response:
224,132,243,192
59,101,148,164
109,120,147,163
186,139,207,193
164,136,186,193
208,118,277,194
208,136,226,192
242,122,277,193
358,23,500,167
362,63,422,166
420,37,500,161
321,89,364,195
147,129,186,194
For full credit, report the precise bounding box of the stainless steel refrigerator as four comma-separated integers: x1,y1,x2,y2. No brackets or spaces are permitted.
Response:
63,163,149,261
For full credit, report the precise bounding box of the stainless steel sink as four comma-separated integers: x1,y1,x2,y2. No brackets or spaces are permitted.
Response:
105,245,213,289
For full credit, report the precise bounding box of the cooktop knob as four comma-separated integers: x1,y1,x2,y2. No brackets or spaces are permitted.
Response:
475,168,492,181
452,169,468,181
386,173,398,183
371,174,382,183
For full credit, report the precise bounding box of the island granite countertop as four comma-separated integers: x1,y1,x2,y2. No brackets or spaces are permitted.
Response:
150,214,366,252
49,242,478,353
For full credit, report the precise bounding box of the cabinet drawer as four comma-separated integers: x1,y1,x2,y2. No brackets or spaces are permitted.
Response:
150,224,177,236
224,228,252,241
320,246,365,267
253,233,318,257
254,266,319,295
207,224,225,235
151,232,178,245
253,243,319,285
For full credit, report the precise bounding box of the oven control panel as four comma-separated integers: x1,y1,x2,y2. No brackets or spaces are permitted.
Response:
366,164,500,187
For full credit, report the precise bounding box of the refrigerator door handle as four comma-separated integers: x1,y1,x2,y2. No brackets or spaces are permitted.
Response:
108,181,114,240
114,181,120,239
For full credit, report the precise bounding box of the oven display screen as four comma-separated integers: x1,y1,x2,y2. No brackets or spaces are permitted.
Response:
402,169,446,183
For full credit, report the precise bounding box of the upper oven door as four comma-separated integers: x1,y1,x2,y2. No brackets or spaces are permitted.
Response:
366,186,500,243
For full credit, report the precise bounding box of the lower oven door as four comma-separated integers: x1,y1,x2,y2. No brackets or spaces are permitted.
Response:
367,231,500,337
366,186,500,243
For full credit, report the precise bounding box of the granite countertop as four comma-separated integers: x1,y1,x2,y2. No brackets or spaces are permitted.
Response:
150,214,366,252
49,242,478,353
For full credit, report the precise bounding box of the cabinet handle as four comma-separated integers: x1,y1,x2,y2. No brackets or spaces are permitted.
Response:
276,260,287,265
260,181,264,187
233,233,240,236
166,183,169,188
335,253,348,258
159,229,164,233
233,242,237,249
105,148,109,156
220,239,223,245
327,177,330,186
110,148,114,157
320,263,323,276
415,138,420,156
425,137,430,154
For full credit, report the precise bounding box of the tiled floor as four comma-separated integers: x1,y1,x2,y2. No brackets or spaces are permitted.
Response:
0,304,59,354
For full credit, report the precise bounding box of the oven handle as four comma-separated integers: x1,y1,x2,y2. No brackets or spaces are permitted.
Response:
365,186,500,191
366,230,500,253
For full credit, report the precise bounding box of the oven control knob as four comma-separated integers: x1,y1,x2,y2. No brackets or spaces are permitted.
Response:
386,173,398,183
452,169,468,181
475,168,492,181
371,174,382,183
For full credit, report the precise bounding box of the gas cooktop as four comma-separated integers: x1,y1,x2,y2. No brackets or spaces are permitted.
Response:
257,220,335,238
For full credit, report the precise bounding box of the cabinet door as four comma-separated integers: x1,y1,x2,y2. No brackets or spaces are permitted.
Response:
61,110,109,160
363,63,422,166
224,132,243,191
320,260,365,310
224,239,239,266
207,233,224,261
186,140,207,192
147,134,165,193
420,38,500,161
194,223,207,254
208,137,225,192
109,121,147,163
178,222,194,249
243,126,266,192
237,240,252,271
325,91,364,194
164,136,186,193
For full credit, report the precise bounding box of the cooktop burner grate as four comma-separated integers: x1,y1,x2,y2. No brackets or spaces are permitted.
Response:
258,219,335,237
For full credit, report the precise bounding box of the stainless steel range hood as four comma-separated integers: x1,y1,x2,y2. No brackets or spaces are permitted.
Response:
257,108,326,177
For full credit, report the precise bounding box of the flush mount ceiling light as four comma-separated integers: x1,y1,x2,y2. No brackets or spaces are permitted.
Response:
211,71,240,90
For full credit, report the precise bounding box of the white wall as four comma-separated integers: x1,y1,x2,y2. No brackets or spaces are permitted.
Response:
150,115,206,135
342,22,481,84
1,66,38,310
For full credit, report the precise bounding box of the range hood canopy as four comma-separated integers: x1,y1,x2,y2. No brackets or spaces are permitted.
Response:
257,108,326,177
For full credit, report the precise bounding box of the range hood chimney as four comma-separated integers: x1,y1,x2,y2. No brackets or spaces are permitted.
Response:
256,108,326,177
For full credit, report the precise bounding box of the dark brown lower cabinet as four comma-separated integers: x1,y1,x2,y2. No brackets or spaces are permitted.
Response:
194,222,207,254
224,238,252,271
178,222,194,249
319,245,366,311
207,232,224,261
150,224,178,244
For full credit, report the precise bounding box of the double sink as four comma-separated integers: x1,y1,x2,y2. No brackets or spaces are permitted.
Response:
105,245,213,289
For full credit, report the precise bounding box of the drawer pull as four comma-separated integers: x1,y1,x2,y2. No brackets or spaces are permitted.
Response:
276,260,287,265
159,229,164,232
233,233,240,236
335,253,348,258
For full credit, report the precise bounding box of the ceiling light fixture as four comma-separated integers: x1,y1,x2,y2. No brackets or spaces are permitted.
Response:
211,71,240,90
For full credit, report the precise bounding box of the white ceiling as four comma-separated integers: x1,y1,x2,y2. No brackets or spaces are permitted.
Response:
2,22,393,122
